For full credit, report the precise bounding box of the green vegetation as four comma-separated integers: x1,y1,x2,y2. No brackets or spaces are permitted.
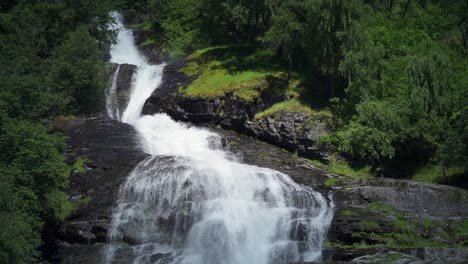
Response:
134,0,467,186
411,164,465,183
324,177,338,188
72,196,92,211
179,46,286,101
255,99,327,119
354,221,381,231
368,202,396,213
351,231,448,248
334,205,468,250
141,39,157,46
64,157,90,176
130,20,153,31
0,1,116,262
310,158,373,178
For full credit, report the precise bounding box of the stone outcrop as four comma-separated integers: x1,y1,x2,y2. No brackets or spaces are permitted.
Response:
142,60,331,161
115,63,137,114
49,117,468,263
48,115,147,263
215,128,468,263
131,29,167,64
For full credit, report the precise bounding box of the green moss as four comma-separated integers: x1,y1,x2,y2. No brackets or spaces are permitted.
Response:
256,99,318,119
458,220,468,234
354,221,381,231
181,68,268,101
411,164,464,183
422,219,434,230
186,45,231,60
368,202,395,212
235,88,260,101
130,20,152,31
310,158,373,179
73,157,88,173
55,115,76,122
385,252,407,262
179,46,288,102
341,209,358,217
393,219,408,230
140,39,156,46
64,157,89,176
354,232,446,248
181,61,202,76
73,196,91,210
324,177,338,188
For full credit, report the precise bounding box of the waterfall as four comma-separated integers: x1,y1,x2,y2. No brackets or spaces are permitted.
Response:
103,12,333,264
106,64,121,120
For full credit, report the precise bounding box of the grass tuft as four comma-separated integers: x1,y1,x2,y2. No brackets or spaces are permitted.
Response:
255,98,331,119
130,20,152,31
310,158,373,179
180,46,283,101
324,177,338,188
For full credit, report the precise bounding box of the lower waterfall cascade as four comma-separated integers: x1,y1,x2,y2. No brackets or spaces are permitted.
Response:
103,12,333,264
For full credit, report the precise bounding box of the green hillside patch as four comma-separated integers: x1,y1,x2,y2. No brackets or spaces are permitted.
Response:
130,20,153,31
411,164,465,184
179,46,288,101
310,157,373,179
254,98,332,119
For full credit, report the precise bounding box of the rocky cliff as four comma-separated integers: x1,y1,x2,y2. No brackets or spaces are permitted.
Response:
142,59,332,162
49,115,147,263
50,117,468,263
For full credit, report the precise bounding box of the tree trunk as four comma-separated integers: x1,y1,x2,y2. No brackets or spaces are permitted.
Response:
401,0,411,20
443,164,449,181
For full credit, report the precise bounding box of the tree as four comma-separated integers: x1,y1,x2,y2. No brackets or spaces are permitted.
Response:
324,100,408,162
408,52,451,116
0,116,70,263
48,25,107,114
263,0,304,79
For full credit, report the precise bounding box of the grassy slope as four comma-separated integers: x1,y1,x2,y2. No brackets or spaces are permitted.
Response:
179,46,296,101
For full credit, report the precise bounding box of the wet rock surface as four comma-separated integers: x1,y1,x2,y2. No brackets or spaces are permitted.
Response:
198,126,468,263
49,117,468,263
114,63,137,114
142,59,331,162
49,115,147,263
131,29,167,64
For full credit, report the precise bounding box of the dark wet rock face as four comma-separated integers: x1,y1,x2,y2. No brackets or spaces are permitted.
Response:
244,112,331,161
49,117,468,264
208,128,468,264
142,60,331,162
321,177,468,263
131,29,167,64
49,115,147,263
115,63,137,114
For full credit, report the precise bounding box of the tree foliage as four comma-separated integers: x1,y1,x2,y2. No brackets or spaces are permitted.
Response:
136,0,466,179
0,0,114,262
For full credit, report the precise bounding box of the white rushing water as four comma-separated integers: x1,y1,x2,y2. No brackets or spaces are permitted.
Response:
104,12,333,264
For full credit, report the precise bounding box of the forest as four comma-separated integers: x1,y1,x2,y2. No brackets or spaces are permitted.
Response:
124,0,467,183
0,0,466,263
